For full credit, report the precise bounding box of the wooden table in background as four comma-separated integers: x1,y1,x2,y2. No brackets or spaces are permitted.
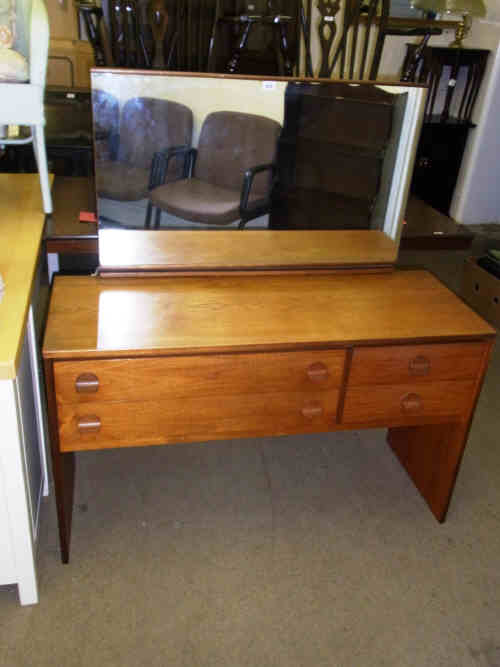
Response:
44,176,98,281
401,196,474,250
45,177,475,276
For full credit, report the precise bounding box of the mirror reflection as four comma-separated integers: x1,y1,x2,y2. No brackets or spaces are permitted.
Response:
92,72,425,244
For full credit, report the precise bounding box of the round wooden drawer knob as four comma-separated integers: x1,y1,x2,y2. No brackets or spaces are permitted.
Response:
75,373,99,393
408,356,430,376
77,415,102,434
301,401,324,419
400,393,422,414
306,362,330,383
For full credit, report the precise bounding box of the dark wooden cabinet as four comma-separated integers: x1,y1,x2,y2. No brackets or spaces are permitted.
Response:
412,118,472,216
404,45,489,215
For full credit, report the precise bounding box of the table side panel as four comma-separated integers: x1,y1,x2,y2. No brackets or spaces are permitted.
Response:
387,339,494,522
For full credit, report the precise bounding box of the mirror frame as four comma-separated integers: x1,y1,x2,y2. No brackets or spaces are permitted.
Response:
91,70,427,275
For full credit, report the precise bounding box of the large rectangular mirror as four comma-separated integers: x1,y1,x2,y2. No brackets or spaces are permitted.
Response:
92,70,426,273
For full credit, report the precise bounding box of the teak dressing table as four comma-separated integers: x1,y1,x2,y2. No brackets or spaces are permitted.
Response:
42,233,496,563
42,71,493,563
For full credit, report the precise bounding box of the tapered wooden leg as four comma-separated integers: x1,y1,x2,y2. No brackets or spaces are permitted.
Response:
51,451,75,564
44,361,75,563
388,421,468,522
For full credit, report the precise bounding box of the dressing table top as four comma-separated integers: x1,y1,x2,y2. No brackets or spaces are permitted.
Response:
43,270,495,360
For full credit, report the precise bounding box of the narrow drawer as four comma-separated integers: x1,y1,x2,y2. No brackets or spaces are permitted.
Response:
348,342,486,386
53,349,346,405
57,390,340,452
342,379,476,426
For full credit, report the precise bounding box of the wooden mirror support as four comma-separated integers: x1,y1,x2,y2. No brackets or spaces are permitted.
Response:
98,229,399,276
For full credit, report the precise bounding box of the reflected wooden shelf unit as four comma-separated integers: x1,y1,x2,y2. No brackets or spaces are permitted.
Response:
43,270,495,563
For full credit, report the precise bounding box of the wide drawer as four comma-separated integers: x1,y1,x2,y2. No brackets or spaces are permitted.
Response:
53,349,346,405
342,379,476,426
348,342,486,386
57,390,340,452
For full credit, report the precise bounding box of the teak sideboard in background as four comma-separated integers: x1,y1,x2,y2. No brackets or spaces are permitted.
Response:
42,270,495,563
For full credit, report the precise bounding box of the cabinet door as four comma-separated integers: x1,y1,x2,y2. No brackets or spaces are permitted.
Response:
411,123,470,215
15,332,43,535
0,472,16,584
0,316,46,604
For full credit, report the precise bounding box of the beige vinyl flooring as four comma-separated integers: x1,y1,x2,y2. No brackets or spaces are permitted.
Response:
1,245,499,667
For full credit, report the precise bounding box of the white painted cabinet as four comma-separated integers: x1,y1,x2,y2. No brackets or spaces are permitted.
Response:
0,174,51,605
0,307,48,605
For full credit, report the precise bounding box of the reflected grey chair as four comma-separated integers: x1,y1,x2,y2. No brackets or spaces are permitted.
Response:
146,111,281,229
92,89,120,162
96,96,193,201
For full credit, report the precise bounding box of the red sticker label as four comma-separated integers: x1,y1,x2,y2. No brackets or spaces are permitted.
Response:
79,211,97,223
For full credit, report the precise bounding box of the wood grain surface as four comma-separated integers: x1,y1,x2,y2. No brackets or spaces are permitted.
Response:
43,271,495,360
45,177,96,238
0,174,51,378
53,350,346,404
98,229,398,272
42,269,496,561
348,342,486,386
342,379,476,426
57,390,341,451
92,68,425,87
